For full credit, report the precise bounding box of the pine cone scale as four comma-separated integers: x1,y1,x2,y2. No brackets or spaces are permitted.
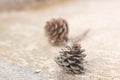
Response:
70,65,80,70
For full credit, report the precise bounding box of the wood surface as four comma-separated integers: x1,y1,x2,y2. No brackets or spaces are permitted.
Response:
0,0,120,80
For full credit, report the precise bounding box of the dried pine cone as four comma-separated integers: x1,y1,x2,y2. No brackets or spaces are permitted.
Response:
45,18,68,46
55,43,86,74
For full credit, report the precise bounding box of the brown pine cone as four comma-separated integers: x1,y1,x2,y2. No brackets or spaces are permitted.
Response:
44,18,68,46
55,43,86,74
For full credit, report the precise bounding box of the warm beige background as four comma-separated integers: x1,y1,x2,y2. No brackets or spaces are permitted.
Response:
0,0,120,80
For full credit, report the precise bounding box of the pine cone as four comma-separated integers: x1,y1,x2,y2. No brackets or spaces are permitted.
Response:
45,18,68,46
55,43,86,74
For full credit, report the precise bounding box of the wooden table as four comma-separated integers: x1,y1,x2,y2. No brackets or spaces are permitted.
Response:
0,0,120,80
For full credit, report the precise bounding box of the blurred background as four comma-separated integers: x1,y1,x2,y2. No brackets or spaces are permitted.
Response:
0,0,65,11
0,0,120,80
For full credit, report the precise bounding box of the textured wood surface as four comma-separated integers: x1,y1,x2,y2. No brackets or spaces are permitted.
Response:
0,0,120,80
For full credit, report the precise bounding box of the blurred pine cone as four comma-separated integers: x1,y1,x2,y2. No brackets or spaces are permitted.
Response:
55,43,86,74
45,18,68,46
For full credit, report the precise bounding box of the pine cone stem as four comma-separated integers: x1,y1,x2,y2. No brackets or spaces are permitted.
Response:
69,29,90,43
